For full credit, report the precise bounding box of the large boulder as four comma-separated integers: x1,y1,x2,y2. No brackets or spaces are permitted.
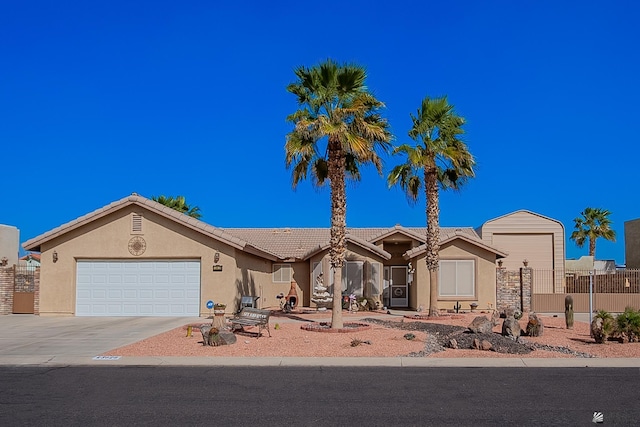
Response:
200,325,237,346
525,312,544,337
468,316,494,334
501,317,522,340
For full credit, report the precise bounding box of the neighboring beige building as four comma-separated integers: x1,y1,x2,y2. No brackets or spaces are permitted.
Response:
0,224,20,267
22,194,507,317
625,218,640,269
478,210,566,293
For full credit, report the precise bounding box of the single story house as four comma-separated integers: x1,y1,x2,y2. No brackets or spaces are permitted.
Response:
19,253,41,269
22,193,509,317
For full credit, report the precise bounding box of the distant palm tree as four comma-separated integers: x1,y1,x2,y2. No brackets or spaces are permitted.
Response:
152,195,202,219
285,59,392,329
571,207,616,258
388,96,475,316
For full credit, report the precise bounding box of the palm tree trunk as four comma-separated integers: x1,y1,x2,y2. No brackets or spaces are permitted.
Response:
589,238,596,258
425,166,440,317
328,140,345,329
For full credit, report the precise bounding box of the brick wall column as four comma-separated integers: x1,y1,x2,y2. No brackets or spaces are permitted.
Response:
496,267,523,313
34,267,40,315
520,267,532,312
0,266,14,315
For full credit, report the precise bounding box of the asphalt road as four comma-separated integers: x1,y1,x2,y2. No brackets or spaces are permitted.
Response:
1,366,638,426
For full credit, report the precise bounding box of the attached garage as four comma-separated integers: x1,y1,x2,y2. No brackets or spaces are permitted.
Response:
76,260,200,316
479,210,566,293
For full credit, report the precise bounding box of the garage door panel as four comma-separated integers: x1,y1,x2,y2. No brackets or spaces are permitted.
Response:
76,260,200,316
123,289,137,298
493,234,553,270
155,289,170,299
139,289,153,299
171,290,185,298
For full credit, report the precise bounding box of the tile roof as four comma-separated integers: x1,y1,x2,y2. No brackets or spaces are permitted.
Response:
22,193,503,261
222,226,487,260
22,194,280,260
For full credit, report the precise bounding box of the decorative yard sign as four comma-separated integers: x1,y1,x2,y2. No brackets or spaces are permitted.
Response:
206,300,214,309
213,265,223,271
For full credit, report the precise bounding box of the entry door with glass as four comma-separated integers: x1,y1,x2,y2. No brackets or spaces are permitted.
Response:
390,266,408,307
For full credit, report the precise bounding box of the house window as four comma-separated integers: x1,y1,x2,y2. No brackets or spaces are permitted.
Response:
273,264,291,283
132,213,143,233
312,262,323,288
342,261,363,295
326,262,364,296
369,262,382,296
439,260,475,297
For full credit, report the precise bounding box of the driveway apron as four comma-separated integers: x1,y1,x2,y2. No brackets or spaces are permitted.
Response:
0,315,201,358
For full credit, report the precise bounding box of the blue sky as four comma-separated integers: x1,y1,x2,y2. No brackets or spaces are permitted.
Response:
1,1,638,264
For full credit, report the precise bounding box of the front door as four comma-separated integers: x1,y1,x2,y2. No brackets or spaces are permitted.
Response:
390,266,408,308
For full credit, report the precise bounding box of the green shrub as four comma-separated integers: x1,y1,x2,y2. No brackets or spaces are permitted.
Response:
591,309,614,344
615,307,640,343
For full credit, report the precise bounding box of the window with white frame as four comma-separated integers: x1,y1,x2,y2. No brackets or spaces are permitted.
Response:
273,264,291,283
439,260,475,297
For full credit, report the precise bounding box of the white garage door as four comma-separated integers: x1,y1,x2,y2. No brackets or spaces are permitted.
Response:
76,260,200,316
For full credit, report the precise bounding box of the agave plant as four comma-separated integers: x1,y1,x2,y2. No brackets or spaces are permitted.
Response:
615,307,640,343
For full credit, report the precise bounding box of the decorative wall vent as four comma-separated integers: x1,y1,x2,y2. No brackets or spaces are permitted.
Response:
132,213,143,233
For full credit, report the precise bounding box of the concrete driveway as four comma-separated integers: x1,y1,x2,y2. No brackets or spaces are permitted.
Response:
0,315,202,364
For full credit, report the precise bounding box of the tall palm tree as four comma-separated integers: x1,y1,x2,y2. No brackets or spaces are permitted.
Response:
571,207,616,259
151,195,202,219
388,96,475,317
285,59,392,329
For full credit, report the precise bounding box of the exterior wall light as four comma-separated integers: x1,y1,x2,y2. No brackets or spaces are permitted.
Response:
497,259,503,267
52,251,58,263
214,251,220,263
523,259,529,267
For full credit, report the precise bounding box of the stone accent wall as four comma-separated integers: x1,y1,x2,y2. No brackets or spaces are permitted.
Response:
496,267,532,314
0,266,13,315
520,267,532,312
33,267,40,315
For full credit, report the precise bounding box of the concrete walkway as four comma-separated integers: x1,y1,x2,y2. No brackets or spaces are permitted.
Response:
1,312,637,368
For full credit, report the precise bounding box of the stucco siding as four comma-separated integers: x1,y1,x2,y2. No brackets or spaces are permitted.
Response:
409,239,497,312
37,206,237,316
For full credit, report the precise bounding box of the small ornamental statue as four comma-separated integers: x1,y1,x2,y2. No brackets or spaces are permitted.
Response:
311,273,331,311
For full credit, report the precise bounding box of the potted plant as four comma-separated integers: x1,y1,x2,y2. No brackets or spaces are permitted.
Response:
213,303,226,315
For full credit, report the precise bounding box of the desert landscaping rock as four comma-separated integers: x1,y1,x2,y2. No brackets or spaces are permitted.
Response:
103,312,638,359
525,312,544,337
501,316,522,340
468,316,494,334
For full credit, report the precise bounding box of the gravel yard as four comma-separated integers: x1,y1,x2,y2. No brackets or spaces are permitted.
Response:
101,311,640,359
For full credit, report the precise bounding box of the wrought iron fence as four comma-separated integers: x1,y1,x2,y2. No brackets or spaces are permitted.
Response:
14,265,36,293
529,269,640,294
565,269,640,293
